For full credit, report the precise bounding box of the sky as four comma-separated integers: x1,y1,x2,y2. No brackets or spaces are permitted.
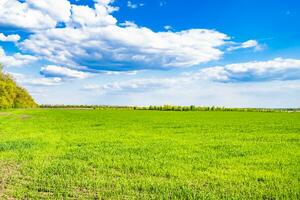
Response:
0,0,300,107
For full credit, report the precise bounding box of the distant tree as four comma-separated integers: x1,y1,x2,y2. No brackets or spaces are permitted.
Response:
190,105,196,111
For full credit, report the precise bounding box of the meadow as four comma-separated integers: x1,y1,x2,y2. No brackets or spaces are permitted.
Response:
0,109,299,199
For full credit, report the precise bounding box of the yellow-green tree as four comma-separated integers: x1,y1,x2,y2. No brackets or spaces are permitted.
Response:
0,64,37,109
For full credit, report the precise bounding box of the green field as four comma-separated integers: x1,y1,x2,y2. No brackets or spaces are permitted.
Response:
0,109,299,199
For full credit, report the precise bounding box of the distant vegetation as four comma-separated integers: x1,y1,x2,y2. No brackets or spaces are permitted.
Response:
0,64,37,109
40,104,299,112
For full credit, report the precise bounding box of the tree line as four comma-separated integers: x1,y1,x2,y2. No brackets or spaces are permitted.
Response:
0,64,37,109
40,104,299,112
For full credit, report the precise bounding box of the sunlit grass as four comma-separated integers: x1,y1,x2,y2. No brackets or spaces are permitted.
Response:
0,109,299,199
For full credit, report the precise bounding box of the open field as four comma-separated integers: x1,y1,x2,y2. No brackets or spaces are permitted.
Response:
0,109,299,199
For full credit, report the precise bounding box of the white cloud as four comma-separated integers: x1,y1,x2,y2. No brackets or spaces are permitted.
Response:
127,1,144,9
1,0,241,72
40,65,91,79
197,66,230,81
241,40,260,49
26,0,71,22
94,0,119,13
103,70,138,75
0,0,71,30
68,4,117,28
119,21,138,28
1,0,269,77
20,27,229,70
227,40,263,51
0,33,20,42
22,77,63,86
0,46,38,67
197,58,300,82
82,57,300,95
164,25,173,31
83,77,182,93
9,72,62,86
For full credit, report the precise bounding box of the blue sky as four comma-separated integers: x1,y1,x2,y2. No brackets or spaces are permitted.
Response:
0,0,300,107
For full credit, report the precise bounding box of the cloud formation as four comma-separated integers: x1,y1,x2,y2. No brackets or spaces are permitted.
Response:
0,0,230,72
40,65,91,79
0,47,38,67
20,27,228,71
127,1,144,9
0,33,20,42
83,58,300,94
0,0,71,30
83,77,184,93
227,40,263,51
198,58,300,82
10,72,62,86
1,0,297,88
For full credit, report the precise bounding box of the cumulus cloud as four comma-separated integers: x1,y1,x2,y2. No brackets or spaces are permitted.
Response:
0,33,20,42
227,40,263,51
197,58,300,82
82,57,300,94
68,4,117,28
0,0,227,72
1,0,267,76
40,65,91,79
0,0,71,30
26,0,71,22
0,46,38,67
20,27,229,71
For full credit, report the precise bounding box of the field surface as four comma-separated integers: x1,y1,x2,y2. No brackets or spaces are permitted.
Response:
0,109,299,199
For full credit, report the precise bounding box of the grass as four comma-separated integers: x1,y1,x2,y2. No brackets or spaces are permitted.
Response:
0,109,299,199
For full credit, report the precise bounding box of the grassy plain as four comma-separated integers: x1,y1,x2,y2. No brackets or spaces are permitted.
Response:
0,109,299,199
